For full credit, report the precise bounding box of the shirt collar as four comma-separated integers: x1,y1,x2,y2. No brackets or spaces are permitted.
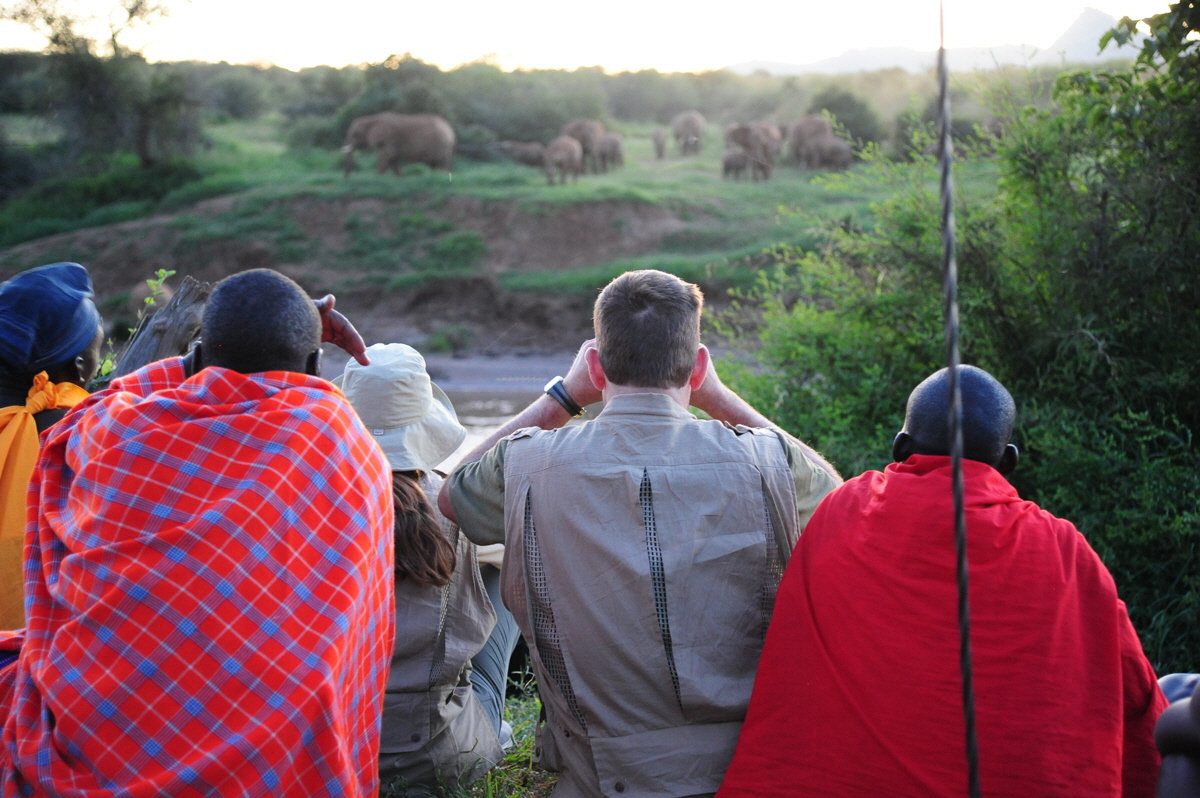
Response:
595,392,696,422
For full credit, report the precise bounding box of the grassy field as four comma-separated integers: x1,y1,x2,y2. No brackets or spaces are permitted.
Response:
1,116,999,302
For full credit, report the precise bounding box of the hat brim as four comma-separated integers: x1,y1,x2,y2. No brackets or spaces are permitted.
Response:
367,381,467,472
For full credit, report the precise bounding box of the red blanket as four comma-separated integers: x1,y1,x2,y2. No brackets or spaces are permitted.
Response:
717,454,1166,798
0,358,394,797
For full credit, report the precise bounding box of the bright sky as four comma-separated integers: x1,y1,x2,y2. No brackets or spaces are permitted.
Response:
0,0,1169,72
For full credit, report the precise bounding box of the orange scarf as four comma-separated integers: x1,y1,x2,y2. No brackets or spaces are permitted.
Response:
0,373,88,630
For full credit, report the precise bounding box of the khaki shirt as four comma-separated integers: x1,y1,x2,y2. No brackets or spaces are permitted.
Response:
449,408,835,548
448,393,838,798
378,472,504,792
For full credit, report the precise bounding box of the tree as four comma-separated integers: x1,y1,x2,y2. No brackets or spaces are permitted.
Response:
807,87,884,145
0,0,200,168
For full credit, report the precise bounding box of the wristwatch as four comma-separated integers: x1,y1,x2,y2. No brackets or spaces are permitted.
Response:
544,376,586,417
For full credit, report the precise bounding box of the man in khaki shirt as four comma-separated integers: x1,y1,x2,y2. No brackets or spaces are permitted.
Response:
438,270,840,798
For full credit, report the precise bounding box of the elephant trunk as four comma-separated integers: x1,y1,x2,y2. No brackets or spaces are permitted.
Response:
341,145,356,178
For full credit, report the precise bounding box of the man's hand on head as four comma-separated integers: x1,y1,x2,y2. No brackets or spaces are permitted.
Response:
562,338,603,408
314,295,370,366
688,345,728,418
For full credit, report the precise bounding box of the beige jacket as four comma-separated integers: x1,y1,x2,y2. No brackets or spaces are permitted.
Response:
378,472,504,793
499,393,805,798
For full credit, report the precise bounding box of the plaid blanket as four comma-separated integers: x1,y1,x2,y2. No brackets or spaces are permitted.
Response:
0,357,394,797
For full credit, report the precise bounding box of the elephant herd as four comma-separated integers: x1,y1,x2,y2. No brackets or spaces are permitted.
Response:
499,120,626,186
339,110,853,185
720,116,852,181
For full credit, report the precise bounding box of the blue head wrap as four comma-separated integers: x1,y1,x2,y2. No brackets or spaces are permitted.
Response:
0,263,102,374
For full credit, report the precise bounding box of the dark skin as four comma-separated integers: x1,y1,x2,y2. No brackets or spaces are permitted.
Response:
890,366,1019,477
184,294,368,377
45,325,105,389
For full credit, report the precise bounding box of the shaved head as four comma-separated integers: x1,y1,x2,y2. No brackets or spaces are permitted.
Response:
893,366,1018,473
200,269,321,375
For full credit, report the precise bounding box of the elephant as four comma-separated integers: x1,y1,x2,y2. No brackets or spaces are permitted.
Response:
562,119,605,173
671,111,706,155
726,123,777,181
597,132,624,172
806,135,854,170
498,141,546,167
753,121,785,161
789,115,835,168
652,128,668,159
341,113,455,177
722,149,749,180
544,135,583,185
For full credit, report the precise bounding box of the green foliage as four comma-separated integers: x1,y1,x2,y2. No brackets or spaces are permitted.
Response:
0,157,202,246
722,23,1200,669
808,87,884,144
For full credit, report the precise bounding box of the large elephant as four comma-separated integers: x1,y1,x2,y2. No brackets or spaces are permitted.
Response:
544,135,583,185
652,128,668,159
726,123,778,181
671,111,706,155
498,141,546,167
341,113,455,176
597,132,624,172
562,119,605,173
789,115,834,168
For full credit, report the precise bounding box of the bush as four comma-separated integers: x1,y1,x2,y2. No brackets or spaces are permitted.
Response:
0,158,203,246
721,34,1200,670
808,87,885,144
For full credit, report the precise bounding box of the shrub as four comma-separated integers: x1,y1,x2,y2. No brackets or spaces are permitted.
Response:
721,30,1200,669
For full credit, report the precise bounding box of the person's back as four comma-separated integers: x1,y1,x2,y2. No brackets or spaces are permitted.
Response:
0,269,395,797
717,366,1167,798
501,396,802,796
338,343,518,793
442,270,841,797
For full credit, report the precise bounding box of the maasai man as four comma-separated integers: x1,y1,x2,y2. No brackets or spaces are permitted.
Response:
716,366,1167,798
0,269,395,798
0,263,104,630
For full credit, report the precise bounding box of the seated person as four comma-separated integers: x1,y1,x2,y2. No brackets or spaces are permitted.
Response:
439,270,842,798
716,365,1168,798
0,269,395,797
0,263,103,629
337,343,520,794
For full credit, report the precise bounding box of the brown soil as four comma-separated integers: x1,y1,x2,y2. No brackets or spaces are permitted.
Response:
0,194,691,354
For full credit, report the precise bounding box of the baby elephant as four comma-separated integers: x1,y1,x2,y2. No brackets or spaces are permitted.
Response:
723,149,749,180
597,132,624,172
652,129,668,159
544,135,583,185
498,141,546,168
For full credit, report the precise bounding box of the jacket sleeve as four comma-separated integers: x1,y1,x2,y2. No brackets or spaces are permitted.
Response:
1117,602,1168,798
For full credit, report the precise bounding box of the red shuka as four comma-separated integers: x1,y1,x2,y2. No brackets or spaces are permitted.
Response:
717,454,1166,798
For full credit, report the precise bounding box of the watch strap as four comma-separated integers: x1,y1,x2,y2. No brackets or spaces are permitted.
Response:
544,376,585,417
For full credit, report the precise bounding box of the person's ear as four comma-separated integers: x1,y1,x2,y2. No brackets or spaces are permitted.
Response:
996,443,1019,476
305,349,322,377
71,354,88,385
892,431,913,464
688,345,710,391
585,346,607,392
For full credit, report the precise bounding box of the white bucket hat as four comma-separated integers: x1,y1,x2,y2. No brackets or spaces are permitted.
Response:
335,343,466,472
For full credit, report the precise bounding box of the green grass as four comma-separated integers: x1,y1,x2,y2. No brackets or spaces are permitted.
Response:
380,691,555,798
1,115,1000,298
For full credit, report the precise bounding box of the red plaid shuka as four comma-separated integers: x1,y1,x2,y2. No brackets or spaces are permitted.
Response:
0,357,395,797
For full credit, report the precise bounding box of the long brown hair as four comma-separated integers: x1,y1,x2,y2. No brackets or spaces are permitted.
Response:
392,471,457,588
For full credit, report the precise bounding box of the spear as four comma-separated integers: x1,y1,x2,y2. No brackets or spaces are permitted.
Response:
936,5,981,798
